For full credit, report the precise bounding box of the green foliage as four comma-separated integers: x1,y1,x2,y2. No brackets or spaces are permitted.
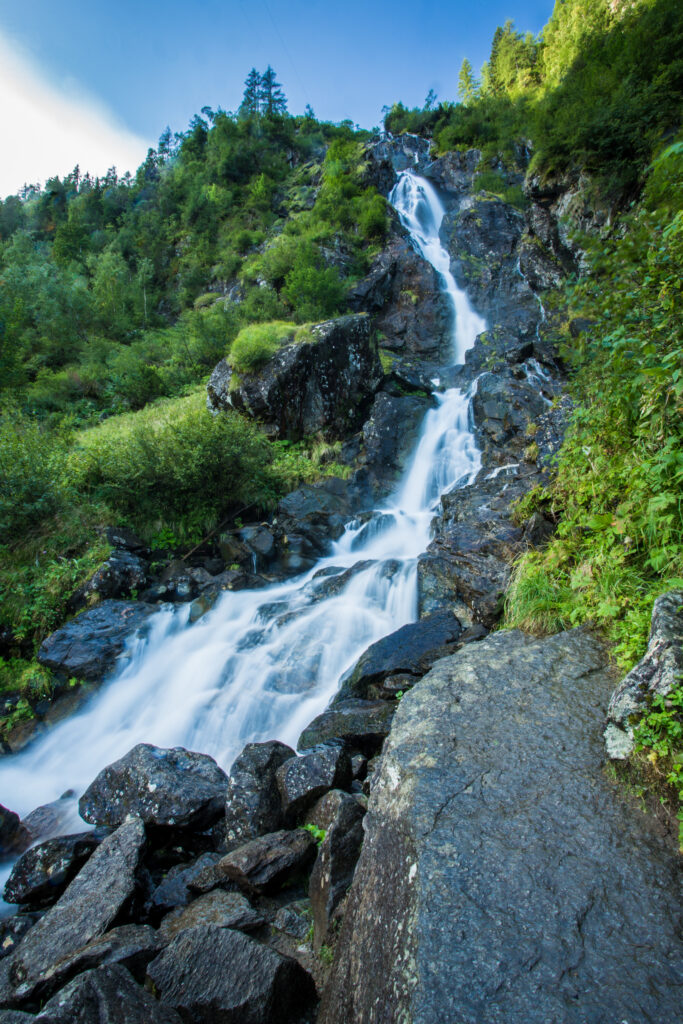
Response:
319,944,334,965
0,657,52,698
0,407,69,543
73,392,276,533
633,685,683,850
505,140,683,671
228,321,297,372
302,823,327,847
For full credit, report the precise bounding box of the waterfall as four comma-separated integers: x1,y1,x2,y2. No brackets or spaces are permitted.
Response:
0,171,486,843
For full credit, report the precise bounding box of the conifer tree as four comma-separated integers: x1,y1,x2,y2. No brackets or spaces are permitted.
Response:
240,68,262,118
259,66,287,117
457,59,476,104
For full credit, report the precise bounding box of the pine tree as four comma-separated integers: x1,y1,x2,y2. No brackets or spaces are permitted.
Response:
259,66,287,117
240,68,262,118
457,59,476,104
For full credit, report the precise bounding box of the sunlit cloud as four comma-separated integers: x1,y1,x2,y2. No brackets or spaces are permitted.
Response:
0,29,150,198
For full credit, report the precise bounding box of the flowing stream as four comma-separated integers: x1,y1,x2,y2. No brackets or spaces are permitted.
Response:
0,171,486,849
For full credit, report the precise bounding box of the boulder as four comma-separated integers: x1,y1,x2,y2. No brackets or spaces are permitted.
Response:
361,392,431,487
320,630,683,1024
215,830,316,897
79,744,228,830
158,890,265,942
105,527,147,553
223,741,295,849
4,831,104,907
337,610,462,700
277,746,352,821
149,853,222,915
21,795,75,844
0,808,30,858
0,916,41,962
298,700,395,756
147,926,316,1023
272,902,311,941
0,819,146,1007
37,601,159,681
308,793,365,950
36,964,181,1023
605,590,683,759
207,314,383,442
68,551,148,612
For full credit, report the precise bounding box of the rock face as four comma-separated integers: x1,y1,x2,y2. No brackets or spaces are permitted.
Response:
68,550,149,613
146,925,316,1024
349,237,452,360
1,818,146,1006
37,601,159,681
207,314,383,441
79,744,228,830
0,807,30,858
309,793,364,950
605,589,683,759
320,630,682,1024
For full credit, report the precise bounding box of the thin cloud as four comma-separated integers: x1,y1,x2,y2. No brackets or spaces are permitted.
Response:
0,29,150,198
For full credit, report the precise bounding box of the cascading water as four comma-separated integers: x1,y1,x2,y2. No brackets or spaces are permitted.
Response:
0,170,486,856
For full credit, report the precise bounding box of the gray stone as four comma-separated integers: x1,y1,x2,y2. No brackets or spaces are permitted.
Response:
216,830,316,897
606,590,683,758
68,551,148,612
150,853,222,914
36,964,181,1023
223,741,295,849
147,925,316,1023
0,808,30,858
297,700,395,756
320,630,683,1024
37,601,159,681
79,743,228,830
272,903,311,941
0,917,40,962
158,890,265,942
277,746,351,821
0,819,145,1007
4,832,103,906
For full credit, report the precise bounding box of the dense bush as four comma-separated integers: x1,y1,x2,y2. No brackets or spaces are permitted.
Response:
0,408,69,544
228,321,297,372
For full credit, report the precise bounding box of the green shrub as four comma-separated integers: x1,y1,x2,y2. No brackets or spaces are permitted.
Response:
72,392,276,532
0,408,69,544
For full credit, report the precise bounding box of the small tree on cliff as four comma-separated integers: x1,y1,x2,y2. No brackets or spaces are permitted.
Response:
240,68,262,118
260,66,287,117
458,58,476,105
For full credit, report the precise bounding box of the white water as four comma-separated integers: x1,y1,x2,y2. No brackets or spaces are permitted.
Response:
0,171,486,841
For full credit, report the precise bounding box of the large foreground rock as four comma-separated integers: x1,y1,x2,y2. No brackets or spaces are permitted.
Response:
147,925,316,1023
320,630,683,1024
79,744,228,830
207,314,382,441
605,589,683,759
37,601,159,681
0,819,145,1007
223,741,294,849
36,964,181,1023
4,831,103,906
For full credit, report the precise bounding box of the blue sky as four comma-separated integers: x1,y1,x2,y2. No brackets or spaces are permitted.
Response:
0,1,553,195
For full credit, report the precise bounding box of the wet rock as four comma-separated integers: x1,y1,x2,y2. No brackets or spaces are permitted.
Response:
20,796,74,844
337,610,462,700
0,1011,34,1022
361,392,430,486
216,830,316,897
1,819,145,1007
349,236,452,360
0,917,41,962
518,234,565,291
223,741,295,850
274,478,356,565
142,562,214,604
159,890,265,942
105,527,147,553
309,793,364,950
68,551,148,612
37,601,159,681
298,700,395,757
423,148,480,194
36,964,181,1023
277,746,352,821
446,195,540,349
147,925,316,1024
272,902,311,941
320,630,682,1024
207,314,382,442
4,832,104,907
305,790,359,833
0,808,30,858
188,571,266,623
472,368,553,461
79,744,228,830
606,590,683,759
149,853,222,915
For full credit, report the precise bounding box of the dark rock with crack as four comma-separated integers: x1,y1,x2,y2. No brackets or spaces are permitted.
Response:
222,740,295,850
319,629,682,1024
